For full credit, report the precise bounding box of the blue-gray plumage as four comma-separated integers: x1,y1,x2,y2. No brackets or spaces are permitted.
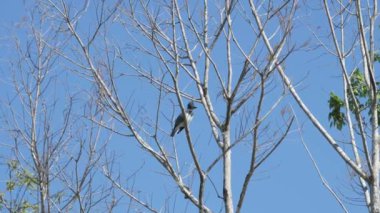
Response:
170,101,197,137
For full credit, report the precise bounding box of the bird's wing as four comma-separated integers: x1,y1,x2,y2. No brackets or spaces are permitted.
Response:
174,113,184,127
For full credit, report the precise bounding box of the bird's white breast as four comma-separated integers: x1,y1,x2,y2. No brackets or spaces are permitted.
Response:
185,112,193,123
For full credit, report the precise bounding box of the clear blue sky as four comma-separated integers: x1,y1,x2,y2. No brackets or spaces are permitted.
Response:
0,1,368,212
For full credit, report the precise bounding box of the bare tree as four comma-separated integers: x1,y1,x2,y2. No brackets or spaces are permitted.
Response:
31,0,297,212
6,0,377,212
0,7,120,213
245,0,380,212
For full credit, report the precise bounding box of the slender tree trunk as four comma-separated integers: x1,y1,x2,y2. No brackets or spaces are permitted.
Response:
371,131,380,213
222,128,233,213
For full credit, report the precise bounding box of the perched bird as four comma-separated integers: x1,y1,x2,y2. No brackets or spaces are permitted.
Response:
170,101,197,137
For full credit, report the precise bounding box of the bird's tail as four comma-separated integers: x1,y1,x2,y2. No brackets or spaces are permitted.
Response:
170,128,176,137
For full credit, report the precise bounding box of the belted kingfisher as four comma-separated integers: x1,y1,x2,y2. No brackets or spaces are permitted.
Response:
170,101,197,137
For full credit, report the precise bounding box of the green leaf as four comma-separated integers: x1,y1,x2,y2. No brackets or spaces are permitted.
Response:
349,69,369,98
328,92,346,130
6,181,16,191
16,169,37,189
374,53,380,63
7,160,18,170
328,56,380,130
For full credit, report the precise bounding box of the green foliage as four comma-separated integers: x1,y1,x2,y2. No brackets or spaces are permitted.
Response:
328,67,380,130
350,69,369,98
19,201,39,213
328,92,346,130
18,170,38,189
8,160,18,170
347,69,369,112
374,53,380,63
6,160,38,190
0,160,39,212
6,181,16,191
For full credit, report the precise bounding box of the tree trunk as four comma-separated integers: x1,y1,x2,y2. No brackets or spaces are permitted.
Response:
222,129,234,213
371,132,380,213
